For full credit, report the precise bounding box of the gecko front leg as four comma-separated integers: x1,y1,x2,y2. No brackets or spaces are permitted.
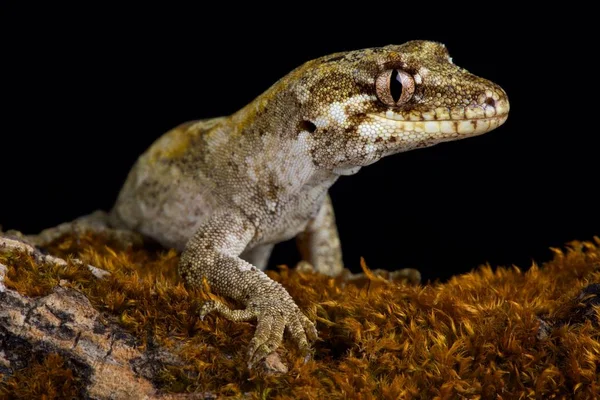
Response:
179,212,317,368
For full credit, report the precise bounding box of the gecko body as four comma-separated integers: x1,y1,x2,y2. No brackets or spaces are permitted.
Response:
24,41,510,367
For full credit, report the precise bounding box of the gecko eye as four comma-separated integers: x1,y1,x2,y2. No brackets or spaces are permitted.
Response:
375,69,415,107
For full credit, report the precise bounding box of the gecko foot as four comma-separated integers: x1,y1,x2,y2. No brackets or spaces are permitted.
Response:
199,293,318,369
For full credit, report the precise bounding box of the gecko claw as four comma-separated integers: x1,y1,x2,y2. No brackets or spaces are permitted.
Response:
198,300,218,321
303,352,312,364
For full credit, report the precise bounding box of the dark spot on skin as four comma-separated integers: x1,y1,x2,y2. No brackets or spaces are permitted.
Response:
374,137,383,143
355,81,376,97
204,244,211,249
227,161,239,171
485,97,496,107
298,120,316,133
352,112,368,121
311,157,321,167
388,136,398,143
266,176,280,200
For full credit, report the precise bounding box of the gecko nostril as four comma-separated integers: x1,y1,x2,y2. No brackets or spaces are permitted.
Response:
485,97,496,107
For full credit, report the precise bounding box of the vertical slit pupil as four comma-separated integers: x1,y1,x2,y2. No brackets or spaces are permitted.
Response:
389,69,403,103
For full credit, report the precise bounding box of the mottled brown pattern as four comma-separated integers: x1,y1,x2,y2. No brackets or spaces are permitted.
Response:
17,40,509,368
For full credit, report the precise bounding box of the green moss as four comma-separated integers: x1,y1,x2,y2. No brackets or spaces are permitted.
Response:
2,233,600,399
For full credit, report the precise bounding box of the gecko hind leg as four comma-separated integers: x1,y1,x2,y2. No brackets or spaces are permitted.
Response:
8,210,143,249
296,194,344,277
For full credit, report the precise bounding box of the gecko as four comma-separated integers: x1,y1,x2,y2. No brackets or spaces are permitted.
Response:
11,40,509,368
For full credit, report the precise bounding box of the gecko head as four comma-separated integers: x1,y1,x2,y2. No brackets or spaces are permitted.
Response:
291,40,509,174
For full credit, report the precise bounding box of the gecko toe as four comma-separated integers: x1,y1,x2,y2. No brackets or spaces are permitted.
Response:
286,314,312,358
247,314,275,362
298,313,318,343
198,300,218,320
246,297,317,369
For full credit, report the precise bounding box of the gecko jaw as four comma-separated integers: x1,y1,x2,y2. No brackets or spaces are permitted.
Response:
365,93,510,139
368,113,509,138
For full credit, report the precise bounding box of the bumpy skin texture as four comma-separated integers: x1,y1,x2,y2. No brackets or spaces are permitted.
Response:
23,41,510,368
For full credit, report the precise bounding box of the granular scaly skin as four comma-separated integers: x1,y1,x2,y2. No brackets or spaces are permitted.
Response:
19,41,510,368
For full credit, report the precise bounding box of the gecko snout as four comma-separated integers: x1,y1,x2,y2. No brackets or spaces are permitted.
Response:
477,87,510,120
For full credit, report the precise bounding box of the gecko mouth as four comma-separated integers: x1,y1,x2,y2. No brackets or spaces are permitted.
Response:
368,96,510,137
369,113,509,136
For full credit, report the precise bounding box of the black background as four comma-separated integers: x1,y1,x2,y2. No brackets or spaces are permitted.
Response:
2,6,598,283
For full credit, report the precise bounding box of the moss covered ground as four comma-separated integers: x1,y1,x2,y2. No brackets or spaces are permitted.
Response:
1,234,599,399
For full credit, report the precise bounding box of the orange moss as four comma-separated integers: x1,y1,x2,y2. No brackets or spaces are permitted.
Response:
1,234,600,399
0,353,84,400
